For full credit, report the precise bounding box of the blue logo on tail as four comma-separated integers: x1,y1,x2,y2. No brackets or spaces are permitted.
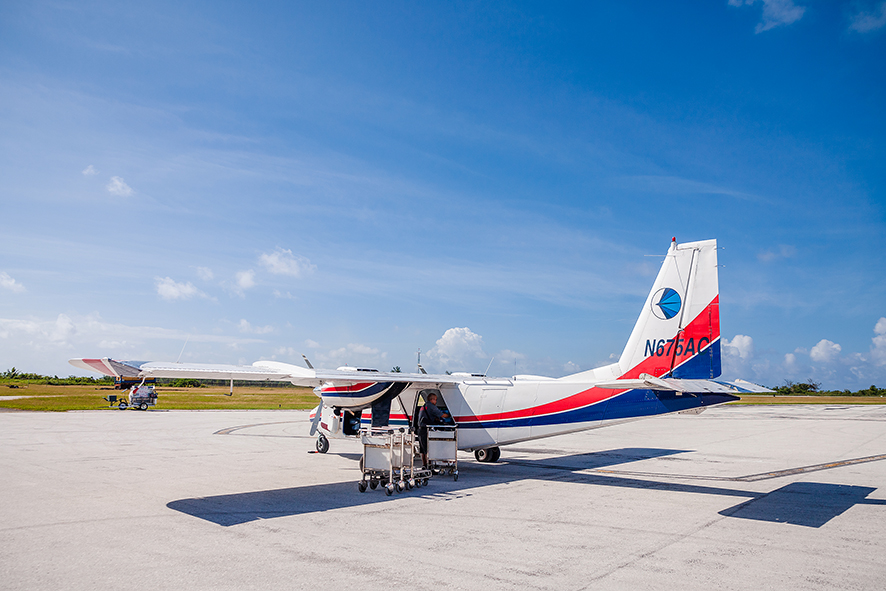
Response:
652,287,681,320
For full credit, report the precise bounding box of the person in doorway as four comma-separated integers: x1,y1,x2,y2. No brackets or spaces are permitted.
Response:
418,393,450,469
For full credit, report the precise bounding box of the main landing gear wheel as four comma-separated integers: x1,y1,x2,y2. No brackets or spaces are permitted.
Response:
474,447,501,463
316,434,329,454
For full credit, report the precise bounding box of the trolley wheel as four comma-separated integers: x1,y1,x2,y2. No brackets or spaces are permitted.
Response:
422,478,429,487
316,434,329,454
369,479,379,490
453,471,459,482
385,484,394,496
448,468,454,475
408,478,416,489
396,481,406,493
118,402,127,410
358,481,368,493
139,402,148,411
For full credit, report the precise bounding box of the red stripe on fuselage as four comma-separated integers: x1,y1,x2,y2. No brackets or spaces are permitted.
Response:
453,296,719,423
321,382,377,393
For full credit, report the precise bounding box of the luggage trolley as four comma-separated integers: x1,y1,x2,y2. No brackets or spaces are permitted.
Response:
426,425,458,480
358,427,431,495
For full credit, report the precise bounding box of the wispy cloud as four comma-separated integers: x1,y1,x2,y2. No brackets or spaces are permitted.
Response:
729,0,806,33
82,164,98,176
849,2,886,33
195,266,214,281
235,270,255,290
106,176,134,196
758,244,797,262
238,319,274,334
0,272,26,293
0,313,267,371
155,277,206,301
614,175,762,201
258,248,316,278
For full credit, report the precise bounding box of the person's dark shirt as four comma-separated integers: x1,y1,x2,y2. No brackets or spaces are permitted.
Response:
419,401,445,426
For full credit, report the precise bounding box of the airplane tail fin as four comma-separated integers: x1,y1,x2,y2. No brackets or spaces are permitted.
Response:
617,238,721,380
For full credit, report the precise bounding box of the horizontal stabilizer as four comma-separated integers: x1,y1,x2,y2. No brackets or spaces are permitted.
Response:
596,373,772,394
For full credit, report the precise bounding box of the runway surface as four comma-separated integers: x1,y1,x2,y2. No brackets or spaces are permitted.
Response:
1,405,885,590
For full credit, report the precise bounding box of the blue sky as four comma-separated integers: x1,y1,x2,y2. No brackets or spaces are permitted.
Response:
1,0,884,389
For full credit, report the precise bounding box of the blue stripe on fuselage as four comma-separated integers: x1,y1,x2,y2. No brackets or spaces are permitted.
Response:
457,388,738,430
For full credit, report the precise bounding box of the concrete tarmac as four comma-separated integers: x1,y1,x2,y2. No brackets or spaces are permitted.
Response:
1,405,885,590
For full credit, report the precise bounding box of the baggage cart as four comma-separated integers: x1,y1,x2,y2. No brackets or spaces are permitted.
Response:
426,425,458,480
358,427,431,495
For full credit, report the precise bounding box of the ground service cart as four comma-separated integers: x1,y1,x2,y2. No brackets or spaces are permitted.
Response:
103,384,157,410
358,427,432,495
426,425,458,480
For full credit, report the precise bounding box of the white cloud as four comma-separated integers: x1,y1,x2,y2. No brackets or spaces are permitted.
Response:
0,272,25,293
235,269,256,290
871,317,886,366
729,0,806,33
238,319,274,334
723,334,754,360
758,244,797,263
849,2,886,32
82,164,98,176
425,327,487,372
305,339,320,348
106,176,134,196
1,312,272,375
155,277,204,301
272,289,296,300
196,267,214,281
259,248,316,277
810,339,842,363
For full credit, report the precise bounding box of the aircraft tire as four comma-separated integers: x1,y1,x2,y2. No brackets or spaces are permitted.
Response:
489,447,501,462
316,435,329,454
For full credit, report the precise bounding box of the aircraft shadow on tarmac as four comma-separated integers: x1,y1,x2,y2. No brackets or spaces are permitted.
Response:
166,447,886,528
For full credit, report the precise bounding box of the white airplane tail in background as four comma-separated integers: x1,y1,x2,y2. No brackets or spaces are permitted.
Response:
617,238,721,380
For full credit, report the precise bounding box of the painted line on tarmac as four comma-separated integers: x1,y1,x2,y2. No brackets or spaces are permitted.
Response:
732,453,886,482
215,421,302,436
590,453,886,482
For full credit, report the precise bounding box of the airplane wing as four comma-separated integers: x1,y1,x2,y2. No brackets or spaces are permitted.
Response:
595,373,772,394
69,358,465,387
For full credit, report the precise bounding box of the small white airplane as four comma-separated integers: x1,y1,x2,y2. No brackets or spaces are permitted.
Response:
71,238,770,463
